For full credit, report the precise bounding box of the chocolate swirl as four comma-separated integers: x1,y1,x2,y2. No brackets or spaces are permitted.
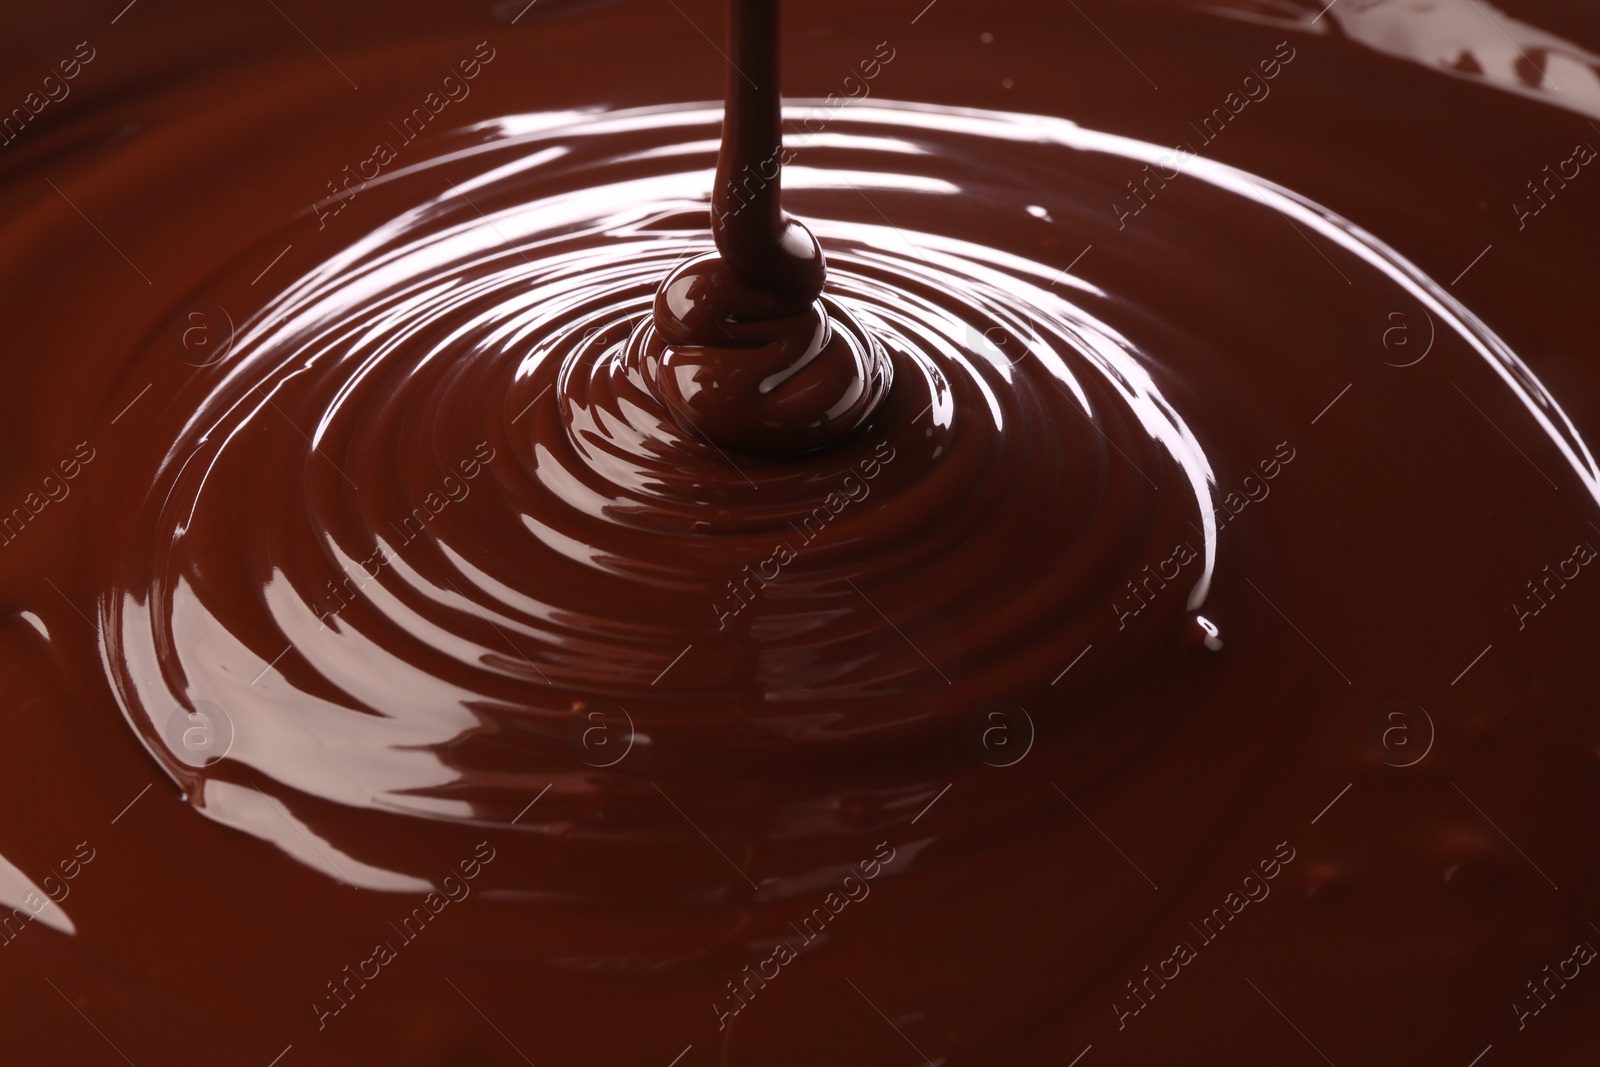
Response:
102,105,1226,894
646,254,892,454
84,102,1587,991
3,2,1598,1062
97,101,1599,916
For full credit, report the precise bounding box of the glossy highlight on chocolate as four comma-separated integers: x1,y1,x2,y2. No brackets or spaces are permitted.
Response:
648,0,891,454
1,0,1599,1064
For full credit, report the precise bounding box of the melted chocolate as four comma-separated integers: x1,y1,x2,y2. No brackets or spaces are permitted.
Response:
1,1,1599,1065
708,0,824,306
648,0,890,454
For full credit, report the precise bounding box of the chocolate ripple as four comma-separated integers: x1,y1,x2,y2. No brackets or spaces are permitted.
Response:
96,102,1592,899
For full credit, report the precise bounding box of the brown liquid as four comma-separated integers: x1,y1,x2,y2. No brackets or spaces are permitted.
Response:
649,0,890,455
1,1,1599,1065
708,0,824,306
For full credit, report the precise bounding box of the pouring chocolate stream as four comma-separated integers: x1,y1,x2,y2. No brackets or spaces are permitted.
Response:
1,0,1598,1064
648,0,891,455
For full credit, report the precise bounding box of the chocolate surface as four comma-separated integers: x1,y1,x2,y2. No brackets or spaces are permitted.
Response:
1,1,1599,1065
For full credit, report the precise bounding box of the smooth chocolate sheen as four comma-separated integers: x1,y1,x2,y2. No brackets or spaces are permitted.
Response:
0,1,1597,1066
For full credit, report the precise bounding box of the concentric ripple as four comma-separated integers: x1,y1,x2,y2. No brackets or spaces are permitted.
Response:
99,103,1592,893
647,250,896,455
